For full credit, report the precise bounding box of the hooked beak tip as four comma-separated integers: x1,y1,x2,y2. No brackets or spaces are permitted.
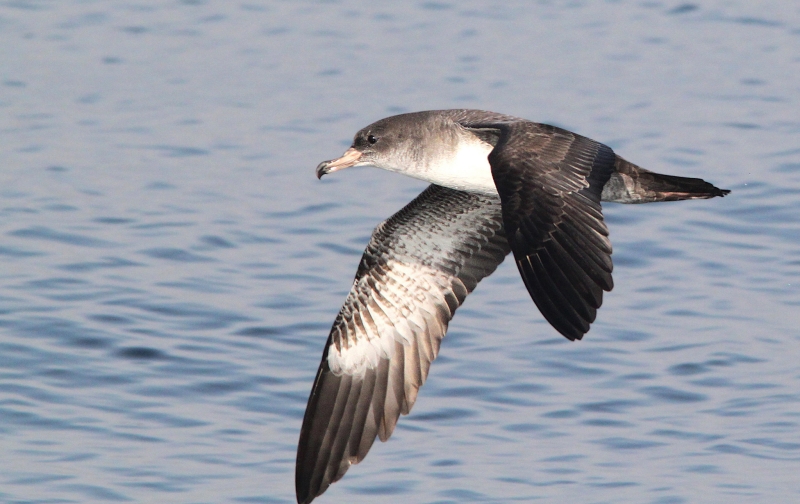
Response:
315,162,330,179
315,148,362,180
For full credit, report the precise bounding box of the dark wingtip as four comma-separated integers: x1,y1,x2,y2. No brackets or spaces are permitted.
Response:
296,491,314,504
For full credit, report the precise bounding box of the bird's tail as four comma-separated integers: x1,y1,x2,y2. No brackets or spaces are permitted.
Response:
601,156,730,204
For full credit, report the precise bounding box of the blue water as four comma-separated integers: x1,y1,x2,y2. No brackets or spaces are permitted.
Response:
2,1,799,503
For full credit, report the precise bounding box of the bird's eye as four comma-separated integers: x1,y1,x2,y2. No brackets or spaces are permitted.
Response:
367,134,378,145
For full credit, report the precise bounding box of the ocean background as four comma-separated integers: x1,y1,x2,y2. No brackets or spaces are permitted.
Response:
2,1,799,502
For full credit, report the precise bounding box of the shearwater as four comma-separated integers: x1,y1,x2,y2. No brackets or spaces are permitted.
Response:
295,109,730,503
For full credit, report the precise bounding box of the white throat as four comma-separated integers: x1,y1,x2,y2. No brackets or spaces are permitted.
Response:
371,135,498,196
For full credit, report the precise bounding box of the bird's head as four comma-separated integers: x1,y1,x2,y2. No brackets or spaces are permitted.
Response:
315,113,445,179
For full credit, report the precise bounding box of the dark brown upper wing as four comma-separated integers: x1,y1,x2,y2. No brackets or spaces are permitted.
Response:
477,121,616,341
296,184,509,504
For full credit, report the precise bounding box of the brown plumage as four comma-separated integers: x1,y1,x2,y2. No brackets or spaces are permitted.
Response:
299,110,730,503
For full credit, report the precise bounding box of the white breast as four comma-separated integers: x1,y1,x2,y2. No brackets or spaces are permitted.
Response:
415,138,498,196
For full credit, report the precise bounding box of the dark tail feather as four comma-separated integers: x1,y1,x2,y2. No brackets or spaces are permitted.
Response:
602,156,731,204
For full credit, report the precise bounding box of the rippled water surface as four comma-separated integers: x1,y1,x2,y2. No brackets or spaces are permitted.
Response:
2,1,799,503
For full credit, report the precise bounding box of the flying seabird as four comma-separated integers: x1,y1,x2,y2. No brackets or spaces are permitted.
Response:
296,109,729,503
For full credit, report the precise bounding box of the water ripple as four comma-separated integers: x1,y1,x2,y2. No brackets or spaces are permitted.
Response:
139,248,216,262
9,226,117,248
640,386,708,404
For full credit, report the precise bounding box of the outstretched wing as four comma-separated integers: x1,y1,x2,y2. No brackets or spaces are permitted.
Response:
296,184,510,504
483,121,616,341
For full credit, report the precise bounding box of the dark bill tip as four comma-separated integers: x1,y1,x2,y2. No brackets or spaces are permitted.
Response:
315,161,332,179
314,148,362,179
